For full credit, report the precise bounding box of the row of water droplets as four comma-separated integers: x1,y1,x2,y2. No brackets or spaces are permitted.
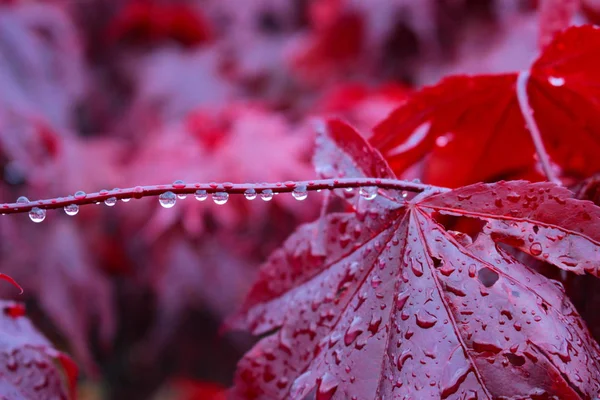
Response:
157,180,379,208
12,180,390,223
16,187,130,223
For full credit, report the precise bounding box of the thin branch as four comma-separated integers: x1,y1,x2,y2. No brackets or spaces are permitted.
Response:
516,70,561,185
0,178,448,215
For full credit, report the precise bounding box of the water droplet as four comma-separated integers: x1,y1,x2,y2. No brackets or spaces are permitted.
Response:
74,191,86,200
507,192,521,202
121,198,131,203
16,196,29,204
478,267,499,287
344,316,363,345
401,191,408,198
371,275,382,288
104,197,117,207
317,373,338,400
177,193,187,199
261,189,273,201
529,242,543,256
194,190,208,201
359,186,377,200
244,188,257,200
415,310,438,328
344,187,353,192
64,204,79,216
396,292,410,310
368,315,382,334
435,134,452,147
548,76,565,87
213,192,229,205
29,207,46,223
397,350,413,371
158,191,176,208
292,185,308,201
172,179,185,189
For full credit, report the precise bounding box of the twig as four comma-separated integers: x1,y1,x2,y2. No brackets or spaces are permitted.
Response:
0,178,447,215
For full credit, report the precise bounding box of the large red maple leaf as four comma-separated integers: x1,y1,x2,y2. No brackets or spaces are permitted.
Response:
230,119,600,399
371,25,600,187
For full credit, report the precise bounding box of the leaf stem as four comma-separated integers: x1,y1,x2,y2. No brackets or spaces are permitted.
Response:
516,70,561,185
0,178,447,215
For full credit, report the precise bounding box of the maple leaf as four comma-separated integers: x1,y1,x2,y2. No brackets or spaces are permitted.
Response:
0,300,77,399
371,25,600,188
0,218,115,376
230,119,600,399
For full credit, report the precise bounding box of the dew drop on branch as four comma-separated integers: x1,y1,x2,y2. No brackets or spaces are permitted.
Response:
104,197,117,207
194,190,208,201
177,193,187,199
359,186,377,200
29,207,46,223
244,188,257,200
64,204,79,216
74,191,87,200
121,198,131,203
261,189,274,201
172,179,185,189
292,186,308,201
159,191,177,208
213,192,229,205
16,196,29,204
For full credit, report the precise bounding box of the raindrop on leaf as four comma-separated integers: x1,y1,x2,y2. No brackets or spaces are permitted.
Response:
359,186,377,200
530,242,543,256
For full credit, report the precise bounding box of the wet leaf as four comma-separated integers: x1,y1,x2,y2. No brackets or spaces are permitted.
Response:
371,25,600,187
0,300,77,399
231,120,600,399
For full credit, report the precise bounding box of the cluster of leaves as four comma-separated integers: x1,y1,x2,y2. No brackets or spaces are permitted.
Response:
229,13,600,400
2,0,600,399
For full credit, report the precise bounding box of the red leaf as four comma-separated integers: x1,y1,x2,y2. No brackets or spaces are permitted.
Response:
372,25,600,187
0,300,77,399
0,274,22,295
106,1,212,47
0,219,116,376
230,120,600,399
